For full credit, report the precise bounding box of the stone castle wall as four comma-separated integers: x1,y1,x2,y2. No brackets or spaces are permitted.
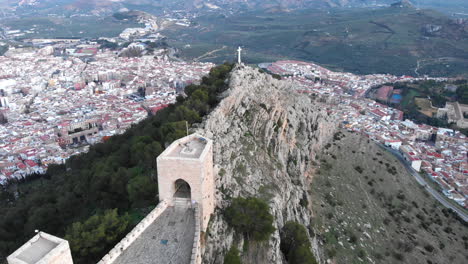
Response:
190,204,202,264
96,200,169,264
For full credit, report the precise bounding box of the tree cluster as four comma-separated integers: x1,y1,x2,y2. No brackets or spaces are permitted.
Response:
119,47,144,58
224,197,275,242
65,209,130,263
0,63,234,263
97,39,119,50
0,112,7,124
223,246,242,264
280,221,318,264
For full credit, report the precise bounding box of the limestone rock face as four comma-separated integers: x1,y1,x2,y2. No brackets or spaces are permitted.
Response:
197,66,337,263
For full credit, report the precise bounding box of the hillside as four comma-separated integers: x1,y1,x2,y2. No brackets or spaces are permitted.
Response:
197,65,337,263
194,66,467,263
310,131,468,263
165,6,468,77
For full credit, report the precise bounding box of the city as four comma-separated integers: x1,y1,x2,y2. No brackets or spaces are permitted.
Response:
264,60,467,210
0,42,213,185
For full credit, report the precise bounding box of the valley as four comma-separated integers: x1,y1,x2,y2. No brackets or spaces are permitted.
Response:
163,5,468,77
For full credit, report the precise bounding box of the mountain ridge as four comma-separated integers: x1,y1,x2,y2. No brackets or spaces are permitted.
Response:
6,0,468,14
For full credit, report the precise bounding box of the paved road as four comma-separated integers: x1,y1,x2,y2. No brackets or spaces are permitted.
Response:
113,206,195,264
379,144,468,222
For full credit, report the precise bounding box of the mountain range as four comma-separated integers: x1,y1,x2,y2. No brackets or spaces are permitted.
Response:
4,0,468,14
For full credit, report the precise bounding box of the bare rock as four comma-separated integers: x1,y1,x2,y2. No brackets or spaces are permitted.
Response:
197,65,337,263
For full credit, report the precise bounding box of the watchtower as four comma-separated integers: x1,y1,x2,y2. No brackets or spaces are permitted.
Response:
156,134,215,231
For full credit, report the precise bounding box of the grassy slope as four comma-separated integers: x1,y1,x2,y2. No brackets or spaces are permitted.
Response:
164,6,468,77
310,130,467,264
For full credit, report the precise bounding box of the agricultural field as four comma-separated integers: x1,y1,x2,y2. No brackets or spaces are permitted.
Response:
163,5,468,77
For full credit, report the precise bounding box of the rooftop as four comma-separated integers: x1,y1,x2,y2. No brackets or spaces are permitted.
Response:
166,135,209,159
7,232,65,264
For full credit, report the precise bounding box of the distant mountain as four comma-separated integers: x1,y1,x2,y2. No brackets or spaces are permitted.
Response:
7,0,468,14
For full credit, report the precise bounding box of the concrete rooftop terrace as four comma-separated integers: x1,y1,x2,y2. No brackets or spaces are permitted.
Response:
7,232,66,264
16,237,57,264
112,206,195,264
166,135,209,159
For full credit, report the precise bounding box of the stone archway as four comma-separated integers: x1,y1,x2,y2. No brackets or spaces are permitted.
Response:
174,179,191,199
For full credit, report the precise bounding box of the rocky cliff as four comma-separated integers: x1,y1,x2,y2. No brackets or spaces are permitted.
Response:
196,66,337,263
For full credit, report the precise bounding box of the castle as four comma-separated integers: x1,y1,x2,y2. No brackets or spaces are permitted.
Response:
7,134,215,264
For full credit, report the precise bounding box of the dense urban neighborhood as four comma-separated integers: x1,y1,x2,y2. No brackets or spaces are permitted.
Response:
0,43,213,185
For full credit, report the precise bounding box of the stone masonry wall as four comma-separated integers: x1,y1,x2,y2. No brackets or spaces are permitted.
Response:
96,200,169,264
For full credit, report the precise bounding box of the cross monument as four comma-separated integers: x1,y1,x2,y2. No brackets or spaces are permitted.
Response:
237,46,242,64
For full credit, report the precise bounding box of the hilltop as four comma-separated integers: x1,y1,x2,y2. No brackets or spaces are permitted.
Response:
197,65,337,263
195,66,467,263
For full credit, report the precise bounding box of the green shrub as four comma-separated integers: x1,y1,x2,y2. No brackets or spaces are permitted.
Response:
280,221,318,264
354,166,364,173
224,197,275,241
224,246,242,264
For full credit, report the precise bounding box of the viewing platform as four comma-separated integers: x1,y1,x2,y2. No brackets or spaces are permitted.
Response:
165,135,209,160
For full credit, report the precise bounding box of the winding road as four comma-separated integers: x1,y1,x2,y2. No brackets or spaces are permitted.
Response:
379,144,468,222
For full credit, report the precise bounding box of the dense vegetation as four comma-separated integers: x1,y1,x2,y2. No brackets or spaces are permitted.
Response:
65,209,130,264
280,221,318,264
223,246,242,264
0,63,234,263
224,197,275,242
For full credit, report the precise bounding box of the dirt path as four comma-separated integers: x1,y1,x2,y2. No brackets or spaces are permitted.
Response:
194,45,227,61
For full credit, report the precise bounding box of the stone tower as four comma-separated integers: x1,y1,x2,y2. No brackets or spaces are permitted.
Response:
157,134,215,231
7,232,74,264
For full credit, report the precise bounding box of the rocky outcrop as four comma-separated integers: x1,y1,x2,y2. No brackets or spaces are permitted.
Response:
196,66,337,263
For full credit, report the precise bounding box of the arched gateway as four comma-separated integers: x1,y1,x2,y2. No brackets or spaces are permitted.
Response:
174,179,191,199
156,134,215,231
